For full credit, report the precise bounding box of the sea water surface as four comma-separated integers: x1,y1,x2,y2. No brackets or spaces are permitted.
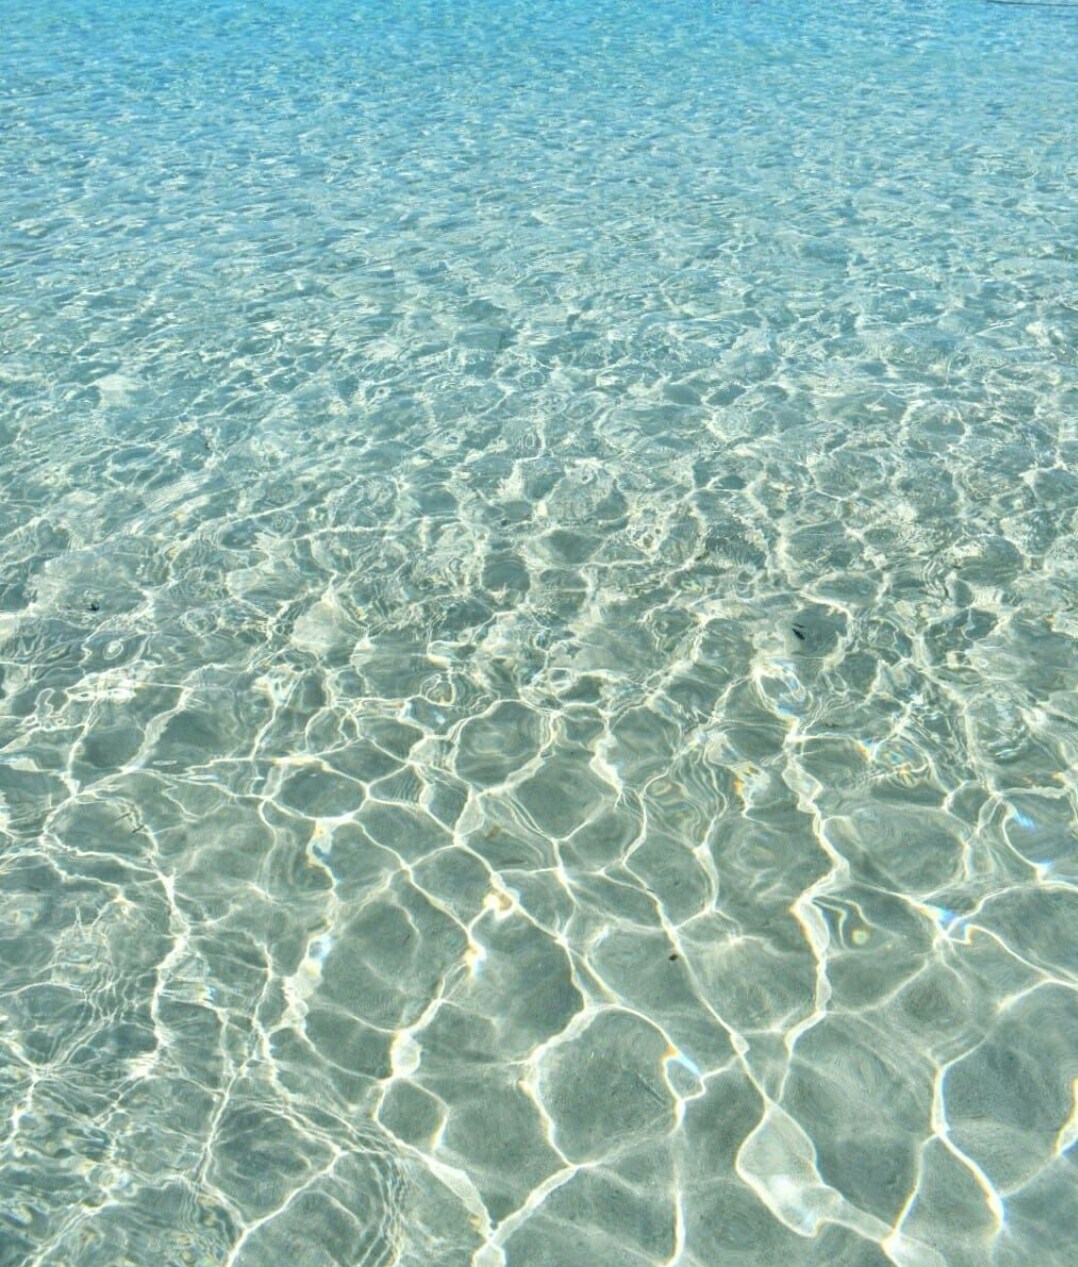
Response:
1,2,1076,1264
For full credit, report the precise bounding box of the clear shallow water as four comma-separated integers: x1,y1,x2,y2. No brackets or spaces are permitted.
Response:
1,0,1076,1263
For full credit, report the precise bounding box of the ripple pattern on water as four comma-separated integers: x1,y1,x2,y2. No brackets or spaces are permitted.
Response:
1,2,1076,1265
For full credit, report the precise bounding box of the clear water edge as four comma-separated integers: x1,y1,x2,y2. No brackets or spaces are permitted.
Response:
0,3,1076,1266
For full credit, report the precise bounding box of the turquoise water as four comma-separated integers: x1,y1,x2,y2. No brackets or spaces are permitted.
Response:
1,1,1076,1264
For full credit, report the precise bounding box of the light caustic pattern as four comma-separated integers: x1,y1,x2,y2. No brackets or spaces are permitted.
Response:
0,2,1076,1265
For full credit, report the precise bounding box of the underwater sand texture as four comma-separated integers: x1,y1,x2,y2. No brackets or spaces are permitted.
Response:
1,2,1076,1265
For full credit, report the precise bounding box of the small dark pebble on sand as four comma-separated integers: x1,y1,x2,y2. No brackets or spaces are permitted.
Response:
88,602,101,613
669,952,679,961
792,625,806,641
